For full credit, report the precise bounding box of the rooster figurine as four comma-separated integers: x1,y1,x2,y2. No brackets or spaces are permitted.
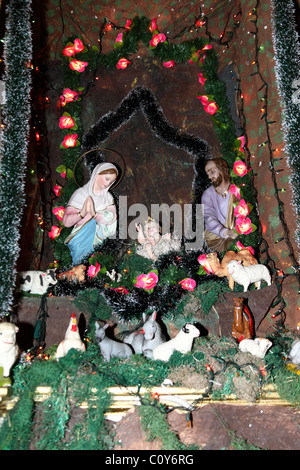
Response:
55,313,86,359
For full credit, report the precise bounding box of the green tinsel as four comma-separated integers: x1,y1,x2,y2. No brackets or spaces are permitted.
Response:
0,0,33,317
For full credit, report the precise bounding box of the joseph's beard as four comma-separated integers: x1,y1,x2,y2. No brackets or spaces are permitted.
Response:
211,175,223,187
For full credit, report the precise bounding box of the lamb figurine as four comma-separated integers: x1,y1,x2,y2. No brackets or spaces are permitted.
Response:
95,322,133,362
239,337,272,358
152,323,200,362
227,260,271,292
288,339,300,366
0,322,19,377
205,250,258,290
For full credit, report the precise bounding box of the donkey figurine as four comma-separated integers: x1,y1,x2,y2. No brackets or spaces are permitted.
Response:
124,311,166,358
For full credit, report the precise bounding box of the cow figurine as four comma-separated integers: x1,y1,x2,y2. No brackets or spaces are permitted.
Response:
0,322,19,377
19,269,57,295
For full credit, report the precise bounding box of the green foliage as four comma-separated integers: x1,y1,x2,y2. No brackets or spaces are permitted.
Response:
139,401,199,450
0,0,33,317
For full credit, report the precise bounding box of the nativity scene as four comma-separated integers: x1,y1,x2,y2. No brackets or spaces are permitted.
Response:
0,0,299,451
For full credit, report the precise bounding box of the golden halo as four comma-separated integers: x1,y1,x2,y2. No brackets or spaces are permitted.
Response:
73,147,126,189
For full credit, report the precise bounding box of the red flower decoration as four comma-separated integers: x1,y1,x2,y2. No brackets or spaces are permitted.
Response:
197,95,209,105
52,206,65,221
203,101,219,115
179,278,196,291
69,60,88,72
233,160,248,177
62,44,76,57
87,262,101,278
149,33,166,47
135,272,158,290
235,216,253,235
49,225,61,240
59,116,75,129
116,58,131,69
234,199,249,218
229,184,241,200
163,60,175,68
62,134,78,148
198,254,215,274
73,38,84,53
198,73,206,85
53,185,62,197
60,88,79,106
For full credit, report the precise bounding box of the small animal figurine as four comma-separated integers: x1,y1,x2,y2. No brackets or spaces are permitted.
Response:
123,311,166,357
288,339,300,366
239,337,272,358
232,297,254,342
95,322,133,362
57,264,86,282
152,323,200,362
19,269,57,295
205,249,258,290
227,260,271,292
0,322,19,377
55,313,86,359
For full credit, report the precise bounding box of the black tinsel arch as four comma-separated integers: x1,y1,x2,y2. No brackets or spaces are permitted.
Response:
81,85,212,205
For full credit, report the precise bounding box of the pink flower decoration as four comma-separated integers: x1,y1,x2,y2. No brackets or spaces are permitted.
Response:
198,254,215,274
116,58,131,69
53,185,62,197
234,199,249,218
73,38,84,53
200,53,206,64
203,101,219,115
62,134,78,148
198,72,206,85
69,60,88,72
135,272,158,290
49,225,61,240
235,216,253,235
62,44,76,57
59,116,75,129
233,160,248,177
125,19,132,29
149,18,158,32
197,95,209,105
115,32,123,43
229,184,241,200
163,60,175,68
60,88,79,106
179,278,196,291
87,262,101,278
202,44,213,50
237,135,246,152
52,206,65,221
149,33,166,47
236,241,255,256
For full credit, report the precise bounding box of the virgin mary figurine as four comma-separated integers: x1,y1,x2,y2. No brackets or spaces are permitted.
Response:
62,162,118,265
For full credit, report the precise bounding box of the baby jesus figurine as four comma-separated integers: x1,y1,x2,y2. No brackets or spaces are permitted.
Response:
135,219,181,261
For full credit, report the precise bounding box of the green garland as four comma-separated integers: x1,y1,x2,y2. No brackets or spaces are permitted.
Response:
0,0,33,318
271,0,300,248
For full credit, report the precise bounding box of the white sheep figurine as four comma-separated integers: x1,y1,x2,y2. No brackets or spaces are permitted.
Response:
227,260,271,292
288,339,300,366
239,337,272,358
152,323,200,362
95,322,133,362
